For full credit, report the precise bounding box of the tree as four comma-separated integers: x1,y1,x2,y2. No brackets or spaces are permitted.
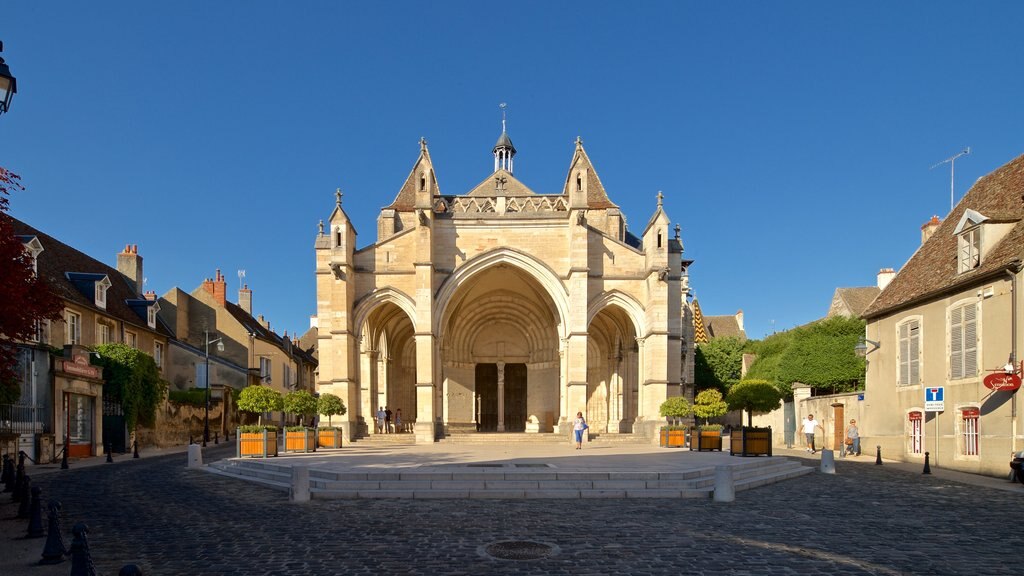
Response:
0,168,63,404
95,343,168,431
317,393,346,427
282,390,318,426
658,396,692,425
692,388,728,425
727,379,783,427
238,386,283,426
694,336,744,391
776,317,865,394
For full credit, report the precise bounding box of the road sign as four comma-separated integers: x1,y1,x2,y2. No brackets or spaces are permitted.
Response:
925,387,944,412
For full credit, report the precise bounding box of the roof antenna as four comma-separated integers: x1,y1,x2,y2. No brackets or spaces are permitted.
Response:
499,102,507,133
238,269,246,290
930,147,970,212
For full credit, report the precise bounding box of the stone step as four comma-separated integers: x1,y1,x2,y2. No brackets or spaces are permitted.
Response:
204,456,812,500
439,433,649,444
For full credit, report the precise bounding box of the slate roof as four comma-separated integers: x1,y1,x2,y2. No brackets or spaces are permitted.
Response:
8,216,173,338
863,152,1024,319
705,315,747,341
828,286,881,318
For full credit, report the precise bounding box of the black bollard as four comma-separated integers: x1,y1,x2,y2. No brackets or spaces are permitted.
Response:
27,485,44,537
119,564,144,576
61,435,69,470
1,454,13,492
923,451,932,474
106,443,113,463
133,439,140,459
12,453,25,502
215,432,219,445
875,445,883,465
39,500,67,564
189,435,193,446
68,522,96,576
17,475,32,518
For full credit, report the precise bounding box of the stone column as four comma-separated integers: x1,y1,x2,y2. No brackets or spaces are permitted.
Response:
496,361,506,432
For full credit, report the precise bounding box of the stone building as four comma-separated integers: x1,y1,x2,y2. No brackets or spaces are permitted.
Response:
314,129,690,443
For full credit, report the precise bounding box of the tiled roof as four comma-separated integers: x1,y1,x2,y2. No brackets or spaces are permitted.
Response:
706,316,747,341
223,300,283,347
692,299,709,344
829,287,881,318
863,152,1024,318
8,216,173,338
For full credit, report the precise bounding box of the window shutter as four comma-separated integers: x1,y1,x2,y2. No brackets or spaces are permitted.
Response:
909,321,920,384
951,306,963,379
964,304,978,377
899,323,909,385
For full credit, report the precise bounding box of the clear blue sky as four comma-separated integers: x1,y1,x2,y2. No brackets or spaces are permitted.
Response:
3,2,1023,340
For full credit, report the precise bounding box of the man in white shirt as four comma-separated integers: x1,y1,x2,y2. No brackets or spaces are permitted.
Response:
802,414,823,454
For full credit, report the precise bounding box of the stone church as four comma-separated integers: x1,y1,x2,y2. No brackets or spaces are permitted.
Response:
314,125,689,443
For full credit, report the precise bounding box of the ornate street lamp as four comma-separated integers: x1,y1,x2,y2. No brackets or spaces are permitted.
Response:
204,331,225,446
854,335,880,358
0,42,17,117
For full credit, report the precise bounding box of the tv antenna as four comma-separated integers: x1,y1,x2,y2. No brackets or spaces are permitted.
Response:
238,269,246,288
930,147,970,211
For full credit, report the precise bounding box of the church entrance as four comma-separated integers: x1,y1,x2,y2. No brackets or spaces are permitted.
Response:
475,363,527,432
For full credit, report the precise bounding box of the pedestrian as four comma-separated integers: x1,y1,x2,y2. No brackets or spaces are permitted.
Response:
394,409,402,433
845,419,861,456
573,411,588,450
376,406,385,434
385,406,393,433
802,414,823,454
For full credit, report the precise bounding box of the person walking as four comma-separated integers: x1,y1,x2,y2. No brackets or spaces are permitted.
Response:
394,409,403,433
802,414,823,454
573,411,588,450
845,419,861,456
385,407,393,433
375,407,386,434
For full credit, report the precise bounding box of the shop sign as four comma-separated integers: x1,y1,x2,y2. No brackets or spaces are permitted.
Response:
62,355,101,379
983,372,1022,392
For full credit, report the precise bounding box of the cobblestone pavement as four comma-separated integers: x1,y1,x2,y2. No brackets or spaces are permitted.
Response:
2,445,1022,575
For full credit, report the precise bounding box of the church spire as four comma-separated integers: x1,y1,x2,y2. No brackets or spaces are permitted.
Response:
493,102,516,174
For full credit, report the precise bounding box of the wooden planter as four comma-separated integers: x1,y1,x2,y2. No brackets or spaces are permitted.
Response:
285,429,316,453
317,428,343,449
237,429,278,458
730,426,772,457
659,428,688,448
692,429,723,452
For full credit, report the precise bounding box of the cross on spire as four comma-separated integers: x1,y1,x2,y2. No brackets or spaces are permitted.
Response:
335,188,343,207
674,223,680,240
657,191,664,207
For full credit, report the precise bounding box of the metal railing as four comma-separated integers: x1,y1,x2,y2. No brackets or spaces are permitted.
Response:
0,403,48,434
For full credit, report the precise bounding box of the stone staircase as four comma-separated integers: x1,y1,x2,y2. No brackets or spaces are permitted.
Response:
206,456,812,499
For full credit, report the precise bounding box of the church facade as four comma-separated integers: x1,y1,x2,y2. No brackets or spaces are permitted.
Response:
314,129,688,443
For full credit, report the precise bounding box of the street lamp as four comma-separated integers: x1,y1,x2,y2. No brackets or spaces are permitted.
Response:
0,41,17,117
204,331,225,446
854,336,880,358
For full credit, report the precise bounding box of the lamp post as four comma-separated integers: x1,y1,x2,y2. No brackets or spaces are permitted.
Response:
0,41,18,117
854,336,880,358
204,331,225,446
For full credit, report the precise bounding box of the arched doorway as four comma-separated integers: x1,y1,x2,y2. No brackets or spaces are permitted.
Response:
587,304,640,433
359,302,416,434
440,264,561,433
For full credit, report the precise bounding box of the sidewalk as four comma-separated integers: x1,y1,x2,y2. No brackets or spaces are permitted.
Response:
10,442,194,477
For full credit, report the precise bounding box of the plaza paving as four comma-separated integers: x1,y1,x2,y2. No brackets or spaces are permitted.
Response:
2,441,1023,575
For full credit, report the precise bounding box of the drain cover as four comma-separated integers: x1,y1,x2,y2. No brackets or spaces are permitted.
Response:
482,540,558,561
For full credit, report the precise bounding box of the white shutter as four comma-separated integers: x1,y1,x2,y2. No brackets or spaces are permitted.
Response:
964,304,978,377
951,306,963,379
909,321,920,385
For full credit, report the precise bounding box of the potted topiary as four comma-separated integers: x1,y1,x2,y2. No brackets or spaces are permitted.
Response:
726,379,782,456
658,396,692,448
236,386,283,458
283,390,318,453
316,393,346,449
692,388,728,452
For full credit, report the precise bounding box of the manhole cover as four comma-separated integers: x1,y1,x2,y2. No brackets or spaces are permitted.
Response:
481,540,559,561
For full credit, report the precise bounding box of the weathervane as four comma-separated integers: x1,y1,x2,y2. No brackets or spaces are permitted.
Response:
499,102,507,132
930,147,970,211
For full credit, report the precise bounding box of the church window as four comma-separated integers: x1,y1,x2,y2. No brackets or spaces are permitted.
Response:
420,174,426,191
576,174,582,192
657,231,663,248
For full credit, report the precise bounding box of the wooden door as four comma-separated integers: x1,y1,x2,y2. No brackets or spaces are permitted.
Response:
832,404,844,451
504,363,527,432
475,364,497,432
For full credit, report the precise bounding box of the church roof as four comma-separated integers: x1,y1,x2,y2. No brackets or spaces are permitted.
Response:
466,169,538,196
493,131,516,154
562,139,617,209
827,286,880,318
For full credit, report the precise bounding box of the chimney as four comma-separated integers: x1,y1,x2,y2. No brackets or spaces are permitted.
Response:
200,269,228,306
877,268,896,291
143,290,157,301
258,314,269,330
116,244,143,295
735,309,744,332
921,215,941,245
239,284,252,314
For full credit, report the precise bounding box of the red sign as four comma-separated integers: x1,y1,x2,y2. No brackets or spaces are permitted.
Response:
62,355,101,379
908,412,923,421
983,372,1022,392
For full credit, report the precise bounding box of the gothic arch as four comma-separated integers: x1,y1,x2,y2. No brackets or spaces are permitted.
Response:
353,287,419,341
587,290,646,337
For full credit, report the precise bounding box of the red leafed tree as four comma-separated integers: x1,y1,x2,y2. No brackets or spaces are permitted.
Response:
0,167,62,404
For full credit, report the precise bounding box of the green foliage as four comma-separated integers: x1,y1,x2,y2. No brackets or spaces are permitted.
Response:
699,423,723,431
318,426,340,431
658,396,692,425
237,386,283,425
660,425,689,431
776,317,866,393
317,393,346,427
168,388,207,407
285,425,310,432
238,424,278,433
727,379,783,426
692,388,728,424
694,337,744,391
95,343,167,430
283,390,318,425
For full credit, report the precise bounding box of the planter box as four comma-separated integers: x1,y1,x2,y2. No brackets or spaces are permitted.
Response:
317,428,343,449
730,426,772,457
692,429,722,452
659,428,688,448
237,429,278,458
285,429,316,453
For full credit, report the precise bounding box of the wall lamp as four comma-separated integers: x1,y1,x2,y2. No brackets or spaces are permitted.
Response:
854,336,880,358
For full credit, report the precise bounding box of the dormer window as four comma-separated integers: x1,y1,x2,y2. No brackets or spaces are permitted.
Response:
95,275,112,309
954,209,987,274
19,236,44,276
147,301,159,329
